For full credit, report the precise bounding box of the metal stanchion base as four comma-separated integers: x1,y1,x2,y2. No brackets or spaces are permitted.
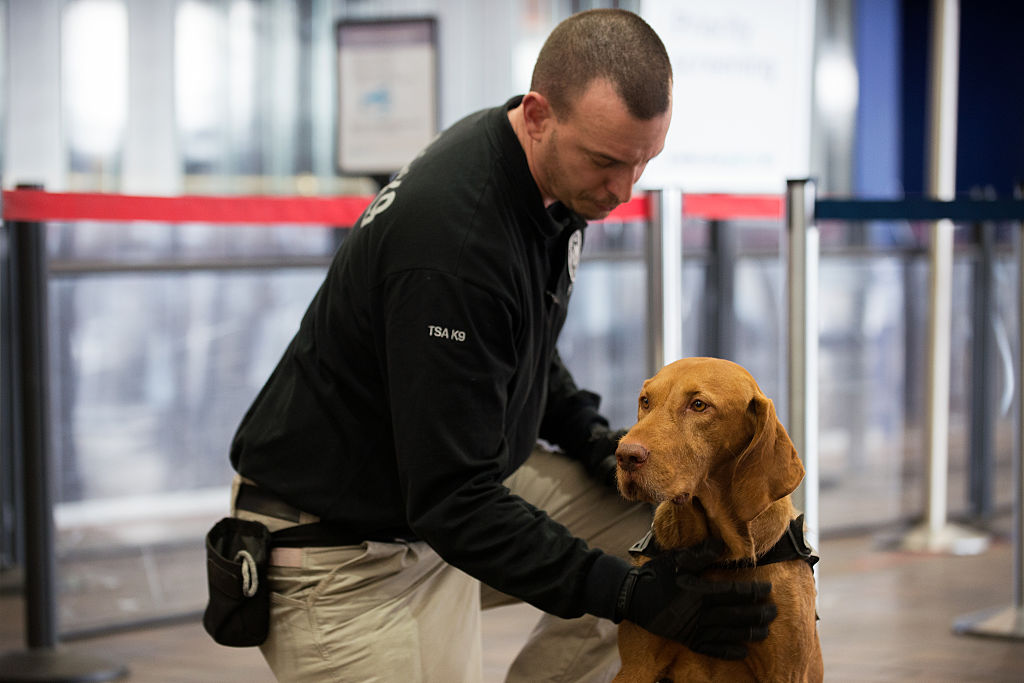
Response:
898,522,990,555
953,605,1024,640
0,648,127,683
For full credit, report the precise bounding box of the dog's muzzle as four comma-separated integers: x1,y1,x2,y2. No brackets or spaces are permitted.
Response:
616,442,650,472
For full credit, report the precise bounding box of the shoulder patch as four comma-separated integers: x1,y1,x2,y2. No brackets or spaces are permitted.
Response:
428,324,466,342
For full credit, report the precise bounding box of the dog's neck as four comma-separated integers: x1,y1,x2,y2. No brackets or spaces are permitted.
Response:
652,495,798,563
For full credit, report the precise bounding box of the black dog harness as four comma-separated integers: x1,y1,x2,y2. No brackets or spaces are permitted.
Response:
629,514,820,571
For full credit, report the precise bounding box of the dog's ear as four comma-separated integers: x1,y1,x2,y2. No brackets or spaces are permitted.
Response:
730,394,805,522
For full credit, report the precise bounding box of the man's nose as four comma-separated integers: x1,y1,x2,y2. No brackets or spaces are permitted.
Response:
606,167,636,204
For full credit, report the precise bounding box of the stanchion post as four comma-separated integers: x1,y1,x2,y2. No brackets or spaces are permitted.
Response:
10,188,58,649
0,185,127,682
1017,195,1024,613
900,0,988,555
951,185,1024,640
645,189,683,375
785,178,819,551
0,188,19,584
646,191,665,377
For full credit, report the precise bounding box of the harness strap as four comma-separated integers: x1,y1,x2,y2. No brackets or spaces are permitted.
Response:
629,514,819,571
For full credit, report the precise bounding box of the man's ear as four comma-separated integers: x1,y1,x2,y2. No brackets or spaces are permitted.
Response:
520,91,555,141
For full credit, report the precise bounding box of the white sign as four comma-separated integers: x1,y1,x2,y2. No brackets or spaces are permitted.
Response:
640,0,815,193
336,19,438,175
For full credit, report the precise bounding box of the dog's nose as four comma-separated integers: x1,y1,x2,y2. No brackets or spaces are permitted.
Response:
616,442,649,472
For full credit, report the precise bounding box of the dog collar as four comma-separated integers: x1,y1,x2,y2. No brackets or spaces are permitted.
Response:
628,514,819,571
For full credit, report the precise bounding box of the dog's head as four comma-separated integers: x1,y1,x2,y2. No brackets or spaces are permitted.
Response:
616,357,804,555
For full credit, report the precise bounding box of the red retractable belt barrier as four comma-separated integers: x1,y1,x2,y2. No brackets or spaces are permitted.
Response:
1,189,375,225
1,189,784,224
682,193,784,220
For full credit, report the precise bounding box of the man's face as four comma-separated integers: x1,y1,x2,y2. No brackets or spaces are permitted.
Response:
532,79,671,220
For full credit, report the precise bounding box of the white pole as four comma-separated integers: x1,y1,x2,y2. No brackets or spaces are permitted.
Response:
646,190,684,375
786,178,819,551
924,0,958,540
661,191,684,367
924,212,954,540
901,0,986,555
646,192,665,376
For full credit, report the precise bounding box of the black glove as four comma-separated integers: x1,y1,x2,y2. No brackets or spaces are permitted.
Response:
614,540,777,660
580,426,628,489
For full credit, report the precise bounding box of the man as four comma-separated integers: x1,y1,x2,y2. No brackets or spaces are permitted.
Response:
228,9,775,681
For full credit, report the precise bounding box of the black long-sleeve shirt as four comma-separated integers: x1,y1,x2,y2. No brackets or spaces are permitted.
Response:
230,97,630,619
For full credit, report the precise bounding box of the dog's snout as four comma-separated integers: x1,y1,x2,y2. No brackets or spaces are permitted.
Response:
616,442,650,472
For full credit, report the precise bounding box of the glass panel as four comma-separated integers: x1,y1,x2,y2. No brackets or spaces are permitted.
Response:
559,220,649,428
733,256,786,401
560,259,648,428
50,267,327,506
51,266,327,632
816,255,913,529
48,220,338,265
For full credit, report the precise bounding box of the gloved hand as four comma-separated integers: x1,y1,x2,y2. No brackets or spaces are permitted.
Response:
581,426,628,490
614,540,777,660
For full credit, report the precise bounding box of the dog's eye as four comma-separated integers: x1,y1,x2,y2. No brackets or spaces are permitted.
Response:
639,395,650,410
691,399,708,412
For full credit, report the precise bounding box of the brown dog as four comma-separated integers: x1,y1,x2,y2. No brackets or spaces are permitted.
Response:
613,357,822,682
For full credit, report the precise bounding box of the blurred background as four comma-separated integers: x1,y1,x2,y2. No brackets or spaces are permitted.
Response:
0,0,1022,646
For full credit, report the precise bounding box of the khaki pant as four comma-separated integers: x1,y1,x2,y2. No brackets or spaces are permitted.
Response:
231,446,651,682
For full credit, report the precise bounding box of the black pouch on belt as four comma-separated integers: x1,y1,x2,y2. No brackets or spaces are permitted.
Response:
202,517,272,647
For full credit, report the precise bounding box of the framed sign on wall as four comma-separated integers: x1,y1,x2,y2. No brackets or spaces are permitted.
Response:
336,17,439,177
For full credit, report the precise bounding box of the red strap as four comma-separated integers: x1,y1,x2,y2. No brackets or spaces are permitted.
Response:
2,189,783,224
2,189,374,226
683,194,784,220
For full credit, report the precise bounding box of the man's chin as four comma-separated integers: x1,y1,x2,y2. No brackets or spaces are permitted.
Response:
572,201,616,221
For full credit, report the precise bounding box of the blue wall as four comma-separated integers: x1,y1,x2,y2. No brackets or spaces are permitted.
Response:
895,0,1024,197
855,0,903,198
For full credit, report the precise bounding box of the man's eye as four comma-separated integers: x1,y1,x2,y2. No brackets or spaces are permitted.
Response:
691,399,708,412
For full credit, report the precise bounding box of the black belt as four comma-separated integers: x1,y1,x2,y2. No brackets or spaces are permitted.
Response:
235,482,416,547
236,483,304,523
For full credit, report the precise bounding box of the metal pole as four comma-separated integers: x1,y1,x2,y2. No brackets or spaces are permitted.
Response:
645,190,683,375
646,191,665,377
786,178,819,550
661,191,683,367
10,212,57,649
704,220,736,360
924,213,955,535
901,0,987,555
1017,211,1024,611
923,0,957,542
951,189,1024,640
0,192,20,578
1017,211,1024,612
968,219,996,520
0,189,127,681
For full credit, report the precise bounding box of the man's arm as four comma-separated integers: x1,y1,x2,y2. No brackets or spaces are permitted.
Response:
380,269,613,618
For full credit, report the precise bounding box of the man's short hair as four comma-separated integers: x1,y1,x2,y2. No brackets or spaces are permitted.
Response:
531,9,672,121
